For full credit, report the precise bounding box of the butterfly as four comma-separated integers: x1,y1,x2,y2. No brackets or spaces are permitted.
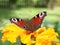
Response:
10,11,47,32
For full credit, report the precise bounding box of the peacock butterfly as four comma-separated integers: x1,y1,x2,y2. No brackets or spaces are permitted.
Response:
10,11,47,32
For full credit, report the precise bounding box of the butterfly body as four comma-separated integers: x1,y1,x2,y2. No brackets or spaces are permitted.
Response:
10,11,47,32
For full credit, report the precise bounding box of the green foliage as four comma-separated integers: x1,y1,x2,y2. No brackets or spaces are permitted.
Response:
16,0,50,7
35,0,49,7
17,0,33,7
0,0,60,8
9,0,17,4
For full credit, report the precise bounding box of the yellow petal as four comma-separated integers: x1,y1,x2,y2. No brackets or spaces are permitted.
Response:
34,27,46,37
36,27,59,45
1,23,26,43
2,31,19,43
2,23,26,34
20,33,35,44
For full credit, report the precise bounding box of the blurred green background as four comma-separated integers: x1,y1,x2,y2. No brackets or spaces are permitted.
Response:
0,0,60,45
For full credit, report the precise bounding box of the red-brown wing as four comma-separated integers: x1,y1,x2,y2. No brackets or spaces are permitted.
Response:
10,18,34,31
10,11,46,32
30,11,47,31
10,18,27,28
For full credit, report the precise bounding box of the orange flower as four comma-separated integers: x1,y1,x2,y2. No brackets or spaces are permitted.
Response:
1,23,60,45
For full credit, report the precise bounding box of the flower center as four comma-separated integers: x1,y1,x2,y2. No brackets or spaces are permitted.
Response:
31,35,36,41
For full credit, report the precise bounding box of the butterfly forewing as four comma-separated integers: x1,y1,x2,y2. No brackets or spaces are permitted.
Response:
10,18,27,28
30,11,46,31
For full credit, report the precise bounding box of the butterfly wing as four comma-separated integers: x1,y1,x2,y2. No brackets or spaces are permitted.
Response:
10,11,47,32
30,11,47,31
10,18,33,32
10,18,27,28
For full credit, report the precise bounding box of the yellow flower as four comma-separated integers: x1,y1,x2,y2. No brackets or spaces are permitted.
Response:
1,23,26,43
2,31,19,43
36,28,59,45
1,23,60,45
